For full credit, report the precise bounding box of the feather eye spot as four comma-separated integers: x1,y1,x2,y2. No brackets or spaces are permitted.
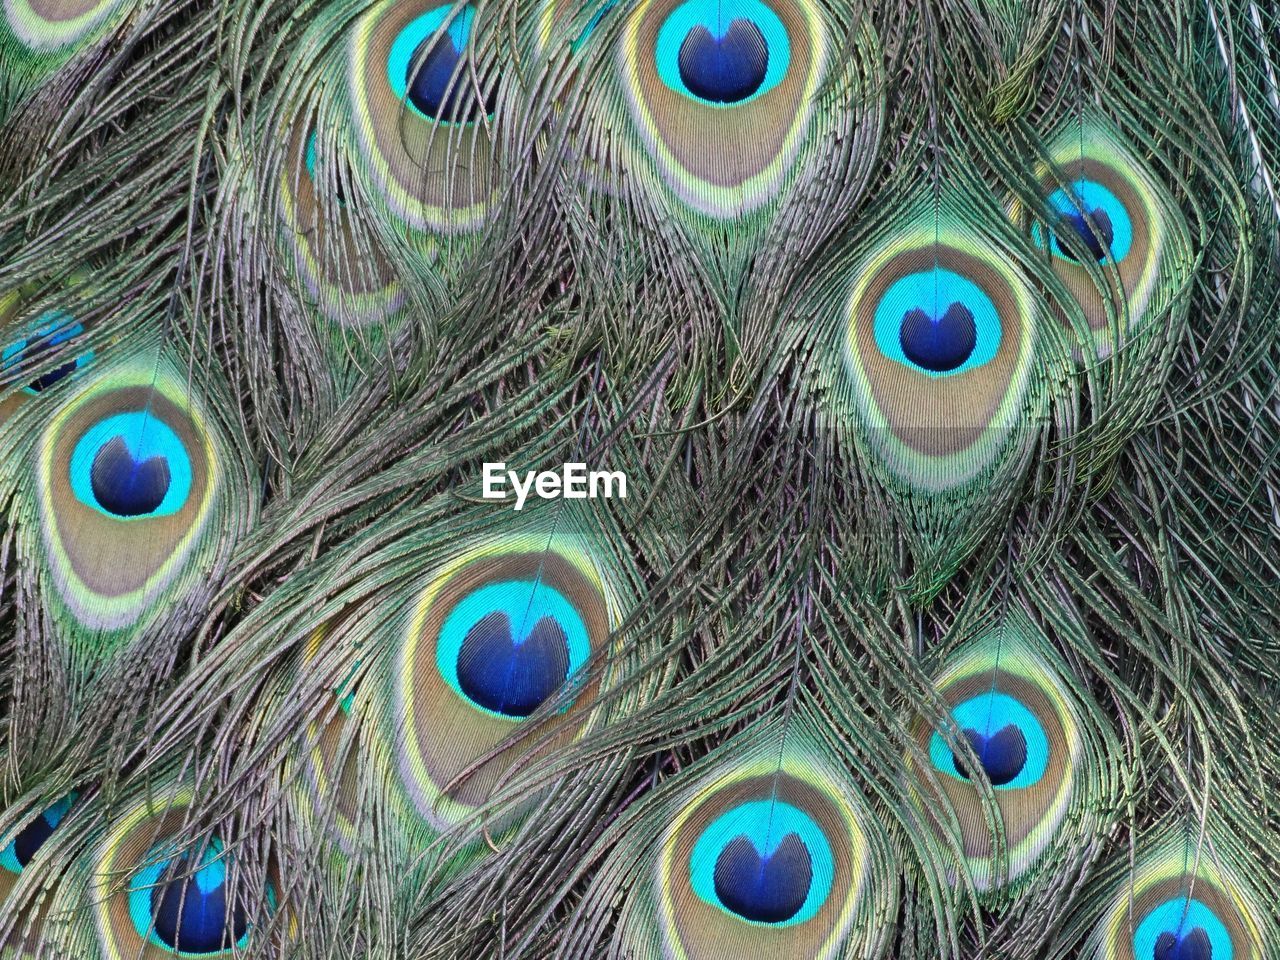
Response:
456,610,571,717
69,412,192,521
127,841,254,955
656,0,789,106
690,800,834,928
841,237,1039,489
1036,180,1133,266
2,311,93,395
439,581,589,719
0,796,74,875
1138,901,1231,960
616,0,838,216
873,268,1001,378
397,545,613,823
2,0,132,55
929,692,1049,791
387,5,493,126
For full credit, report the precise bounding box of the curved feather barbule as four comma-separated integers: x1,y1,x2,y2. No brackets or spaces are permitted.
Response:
613,717,897,959
281,624,365,854
835,202,1046,493
907,614,1114,892
277,115,406,329
1014,116,1194,358
1084,827,1274,960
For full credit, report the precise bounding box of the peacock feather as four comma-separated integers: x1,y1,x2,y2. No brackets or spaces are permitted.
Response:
2,341,255,639
1011,113,1196,361
1,0,1279,957
905,610,1119,895
589,712,900,960
0,0,134,117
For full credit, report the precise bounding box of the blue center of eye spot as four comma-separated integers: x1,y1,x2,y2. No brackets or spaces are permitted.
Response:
1036,179,1133,265
128,840,251,955
90,436,171,517
677,19,768,104
1057,207,1114,262
929,692,1050,790
0,794,75,875
898,302,978,373
69,411,193,520
873,268,1002,377
655,0,789,105
1155,929,1214,960
690,800,834,927
457,610,570,717
713,831,812,923
436,580,592,719
2,310,94,395
951,724,1027,786
387,5,493,124
1135,900,1233,960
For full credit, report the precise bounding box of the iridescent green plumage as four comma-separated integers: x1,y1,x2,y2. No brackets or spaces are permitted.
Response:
1,0,1278,957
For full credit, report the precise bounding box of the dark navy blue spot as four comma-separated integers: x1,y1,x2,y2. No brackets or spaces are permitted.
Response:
28,360,78,392
12,812,57,868
90,436,171,518
1154,927,1213,960
1057,207,1114,263
150,867,246,954
457,611,570,717
407,35,493,123
952,725,1027,787
7,323,82,392
677,19,768,104
899,302,977,373
713,833,812,924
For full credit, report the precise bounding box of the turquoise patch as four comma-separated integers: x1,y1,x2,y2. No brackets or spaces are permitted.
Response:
873,268,1002,377
654,0,790,105
2,309,94,394
689,799,834,926
386,4,476,120
434,580,592,717
305,131,318,181
69,411,193,520
929,691,1050,790
1034,179,1134,264
1133,898,1234,960
571,0,619,52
